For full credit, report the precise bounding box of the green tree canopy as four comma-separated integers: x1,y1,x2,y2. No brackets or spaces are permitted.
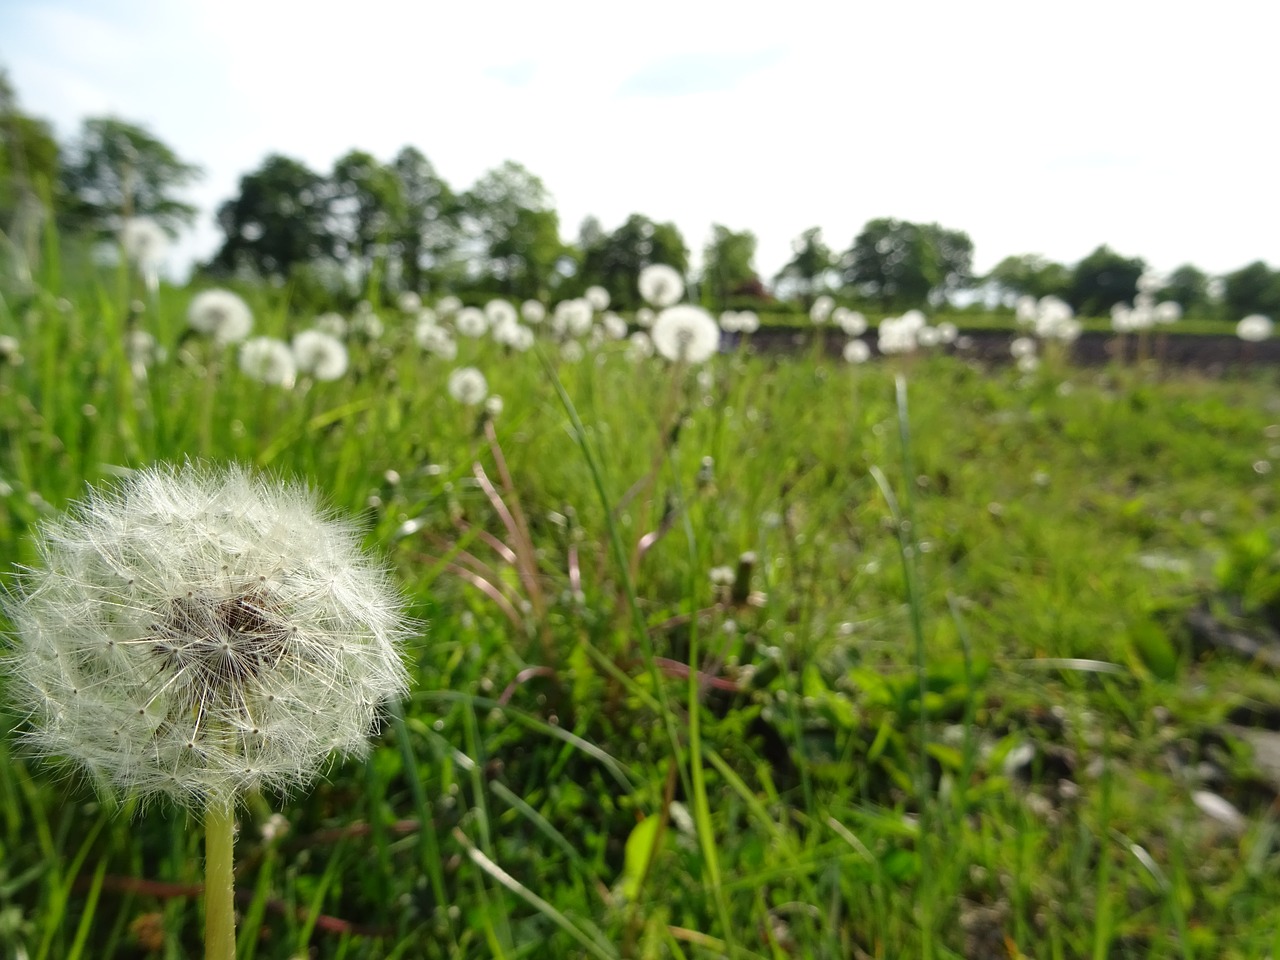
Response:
986,253,1071,301
577,213,689,309
390,146,456,294
57,116,201,235
328,149,405,288
1161,264,1210,317
1223,260,1280,320
0,69,59,270
773,226,834,305
844,218,974,308
460,161,565,299
702,224,761,309
210,154,333,279
1067,245,1145,316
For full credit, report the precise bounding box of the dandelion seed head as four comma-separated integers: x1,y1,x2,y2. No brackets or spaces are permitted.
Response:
415,323,458,360
4,463,412,807
314,312,348,338
484,299,518,329
584,286,610,312
447,366,488,405
651,305,720,364
291,330,349,381
188,290,254,346
120,218,170,269
239,337,297,388
843,339,871,364
521,300,546,324
638,264,684,308
1237,314,1273,342
455,307,489,338
551,299,593,337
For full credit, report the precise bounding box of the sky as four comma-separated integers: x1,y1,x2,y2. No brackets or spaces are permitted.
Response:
3,0,1278,285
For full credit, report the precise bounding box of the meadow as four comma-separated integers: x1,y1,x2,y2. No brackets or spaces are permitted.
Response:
0,253,1278,960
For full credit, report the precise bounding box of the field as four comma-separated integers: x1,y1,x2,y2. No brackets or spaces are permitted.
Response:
1,262,1279,959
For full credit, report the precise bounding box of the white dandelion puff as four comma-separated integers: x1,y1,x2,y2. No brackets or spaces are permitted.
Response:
2,462,412,808
435,295,462,317
1237,314,1274,342
415,323,458,360
291,330,349,381
188,290,254,346
239,337,297,388
120,218,170,270
484,299,518,329
455,307,489,338
584,285,610,311
397,292,422,314
314,312,348,338
521,300,546,324
602,312,629,340
651,305,720,364
638,264,684,308
627,331,654,361
835,308,867,337
447,366,488,405
551,299,593,338
810,295,835,324
843,339,871,364
560,340,585,363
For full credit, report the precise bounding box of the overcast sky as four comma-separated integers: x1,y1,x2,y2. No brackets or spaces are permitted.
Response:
4,0,1277,284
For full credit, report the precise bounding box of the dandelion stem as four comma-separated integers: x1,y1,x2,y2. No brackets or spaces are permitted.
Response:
204,798,236,960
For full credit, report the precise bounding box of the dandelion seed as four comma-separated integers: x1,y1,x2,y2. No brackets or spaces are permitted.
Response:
521,300,546,324
635,307,656,328
602,312,629,340
836,309,867,336
627,331,654,360
455,307,489,338
551,299,593,338
415,323,458,360
584,285,610,311
435,295,462,316
239,337,297,388
314,312,348,338
120,218,170,270
189,290,254,346
638,264,684,308
1237,314,1273,342
397,292,422,314
651,305,720,364
484,299,518,329
810,295,835,324
447,366,488,405
1010,336,1037,360
291,330,349,381
843,339,871,364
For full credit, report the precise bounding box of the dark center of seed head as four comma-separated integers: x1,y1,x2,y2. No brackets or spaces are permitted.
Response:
153,589,290,697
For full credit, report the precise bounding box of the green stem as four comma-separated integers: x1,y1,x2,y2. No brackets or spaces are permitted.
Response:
204,798,236,960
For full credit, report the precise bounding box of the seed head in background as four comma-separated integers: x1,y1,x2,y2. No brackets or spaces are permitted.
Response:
4,462,413,809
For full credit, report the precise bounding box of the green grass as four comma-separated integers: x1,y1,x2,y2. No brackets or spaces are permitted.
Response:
0,247,1279,958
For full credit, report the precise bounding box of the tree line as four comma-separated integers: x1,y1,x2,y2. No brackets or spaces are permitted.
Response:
3,70,1279,319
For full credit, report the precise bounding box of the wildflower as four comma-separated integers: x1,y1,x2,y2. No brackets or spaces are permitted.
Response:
935,321,958,343
843,339,871,364
560,340,585,363
397,292,422,314
436,295,462,316
736,310,760,333
447,366,488,405
551,299,593,337
638,264,684,308
602,312,629,340
315,312,348,338
455,307,488,338
188,290,254,346
415,323,458,360
651,305,720,364
349,306,384,340
3,462,411,808
291,330,349,381
720,311,742,332
627,331,654,360
635,307,656,328
1010,336,1037,360
709,565,734,586
1154,302,1182,325
521,300,546,324
835,309,867,336
120,218,170,270
584,285,611,311
1237,314,1273,342
239,337,297,388
810,295,835,324
125,330,166,374
485,395,504,418
484,299,518,329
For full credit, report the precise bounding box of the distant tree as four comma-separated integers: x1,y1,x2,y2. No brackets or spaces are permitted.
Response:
0,69,59,269
773,226,834,305
389,146,456,293
986,254,1071,301
1067,245,1145,316
1223,260,1280,320
210,154,333,278
844,218,973,308
1162,264,1210,316
577,213,689,309
702,224,760,309
459,161,565,298
328,150,404,288
56,116,200,235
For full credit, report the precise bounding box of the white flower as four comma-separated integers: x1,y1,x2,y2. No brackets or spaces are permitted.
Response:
397,292,422,314
810,295,835,324
239,337,297,388
651,305,720,364
560,340,585,363
627,331,654,360
602,312,629,340
916,326,941,348
638,264,684,308
120,218,170,269
877,315,918,355
1154,301,1182,325
415,323,457,360
584,285,610,311
349,307,384,340
455,307,489,338
3,462,411,807
447,366,488,405
291,330,349,381
1014,295,1038,325
485,395,504,418
188,290,254,346
935,321,958,343
719,311,741,332
1111,304,1134,332
315,313,348,338
736,310,759,333
484,300,518,329
435,295,462,317
1017,354,1040,373
1237,314,1274,342
843,339,871,364
635,307,655,328
1010,336,1037,359
551,299,593,338
835,309,867,336
521,300,546,324
1136,270,1164,295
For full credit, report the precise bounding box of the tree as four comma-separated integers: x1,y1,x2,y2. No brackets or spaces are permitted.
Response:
1223,261,1280,320
773,227,834,305
702,224,761,309
56,116,200,235
0,69,59,270
1067,245,1145,316
986,254,1071,301
459,161,565,298
843,218,973,308
327,150,404,288
210,154,333,279
1162,264,1210,317
576,213,689,309
390,146,456,293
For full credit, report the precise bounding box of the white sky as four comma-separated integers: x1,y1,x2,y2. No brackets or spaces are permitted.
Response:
4,0,1278,284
